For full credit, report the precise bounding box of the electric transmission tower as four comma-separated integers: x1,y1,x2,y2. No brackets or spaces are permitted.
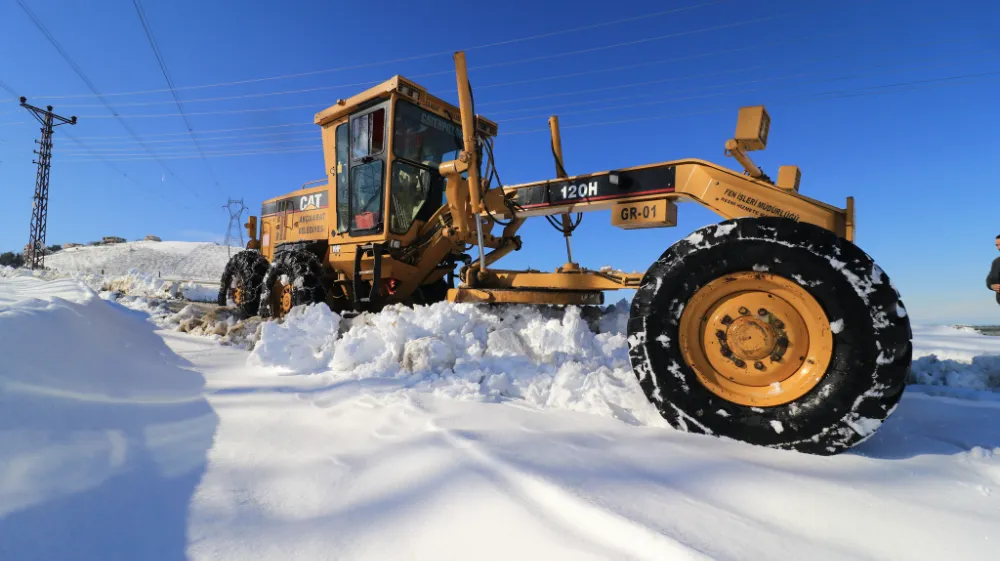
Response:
20,97,77,270
223,198,248,257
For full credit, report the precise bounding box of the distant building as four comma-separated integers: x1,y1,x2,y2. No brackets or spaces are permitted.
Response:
144,235,161,242
102,236,126,244
63,242,83,249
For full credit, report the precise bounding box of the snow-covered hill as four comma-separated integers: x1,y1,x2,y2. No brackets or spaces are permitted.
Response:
1,275,998,560
45,240,236,281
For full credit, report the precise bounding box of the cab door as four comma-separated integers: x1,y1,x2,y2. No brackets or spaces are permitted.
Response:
348,102,389,236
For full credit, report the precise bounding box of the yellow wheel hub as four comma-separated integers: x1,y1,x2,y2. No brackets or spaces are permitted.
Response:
232,279,244,306
678,272,833,407
271,277,293,318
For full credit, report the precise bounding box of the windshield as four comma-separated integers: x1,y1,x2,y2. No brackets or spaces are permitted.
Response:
393,100,462,166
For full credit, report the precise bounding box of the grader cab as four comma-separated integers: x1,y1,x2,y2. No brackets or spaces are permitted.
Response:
219,52,911,456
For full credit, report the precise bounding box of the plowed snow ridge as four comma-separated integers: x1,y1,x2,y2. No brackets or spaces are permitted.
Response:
45,241,233,281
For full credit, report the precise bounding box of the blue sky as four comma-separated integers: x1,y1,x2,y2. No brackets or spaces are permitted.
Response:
1,0,998,324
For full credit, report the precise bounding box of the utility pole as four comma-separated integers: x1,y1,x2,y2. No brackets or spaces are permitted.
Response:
20,97,76,270
223,198,248,258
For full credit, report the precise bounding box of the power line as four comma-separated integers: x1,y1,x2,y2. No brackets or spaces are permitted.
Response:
59,65,1000,161
59,133,319,151
131,0,224,197
72,41,999,124
1,79,191,213
56,24,852,112
34,0,728,100
58,140,317,157
14,0,201,199
477,33,988,105
61,130,196,210
72,10,801,118
75,129,319,147
490,49,1000,123
498,68,1000,136
57,78,388,108
0,78,18,100
77,102,323,119
74,121,313,140
61,146,318,163
57,59,1000,161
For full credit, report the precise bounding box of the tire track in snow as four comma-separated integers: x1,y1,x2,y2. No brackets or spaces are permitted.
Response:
402,396,714,561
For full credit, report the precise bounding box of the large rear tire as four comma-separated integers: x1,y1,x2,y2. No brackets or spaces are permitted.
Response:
259,249,326,319
627,217,911,455
217,250,269,317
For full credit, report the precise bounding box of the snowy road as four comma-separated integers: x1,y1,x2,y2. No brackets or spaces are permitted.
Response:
180,333,1000,560
2,276,999,560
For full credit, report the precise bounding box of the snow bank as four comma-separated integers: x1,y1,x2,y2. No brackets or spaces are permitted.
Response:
249,300,664,426
0,276,210,409
910,325,1000,391
99,269,178,299
45,240,233,280
248,304,340,372
178,282,218,303
0,276,216,559
243,302,1000,425
910,355,1000,391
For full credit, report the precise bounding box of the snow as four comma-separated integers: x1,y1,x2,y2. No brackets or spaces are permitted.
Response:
179,282,220,303
6,240,235,306
247,304,341,373
0,276,216,561
2,276,1000,560
45,240,234,281
276,302,666,427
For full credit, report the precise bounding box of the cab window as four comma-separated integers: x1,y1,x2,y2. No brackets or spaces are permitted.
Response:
389,101,457,233
351,108,385,160
351,161,383,231
349,106,387,234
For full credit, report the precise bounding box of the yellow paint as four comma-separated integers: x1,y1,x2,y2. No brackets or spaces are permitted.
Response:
678,272,833,407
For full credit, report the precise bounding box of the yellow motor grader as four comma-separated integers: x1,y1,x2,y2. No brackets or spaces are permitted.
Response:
219,51,911,455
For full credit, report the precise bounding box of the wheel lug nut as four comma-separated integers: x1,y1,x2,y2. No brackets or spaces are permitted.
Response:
754,361,765,371
738,307,749,315
773,319,784,329
720,346,732,357
721,315,733,325
716,330,727,341
733,358,746,368
758,308,768,316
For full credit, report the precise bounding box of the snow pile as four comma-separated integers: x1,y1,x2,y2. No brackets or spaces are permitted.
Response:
0,276,216,545
178,282,219,303
248,304,341,372
909,355,1000,391
99,269,178,299
45,240,233,280
249,300,662,425
910,325,1000,391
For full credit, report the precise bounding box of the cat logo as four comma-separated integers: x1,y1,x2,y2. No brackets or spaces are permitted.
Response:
299,191,327,211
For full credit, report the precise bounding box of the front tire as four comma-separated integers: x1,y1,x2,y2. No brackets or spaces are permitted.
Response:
627,217,911,455
259,249,326,319
217,250,269,317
